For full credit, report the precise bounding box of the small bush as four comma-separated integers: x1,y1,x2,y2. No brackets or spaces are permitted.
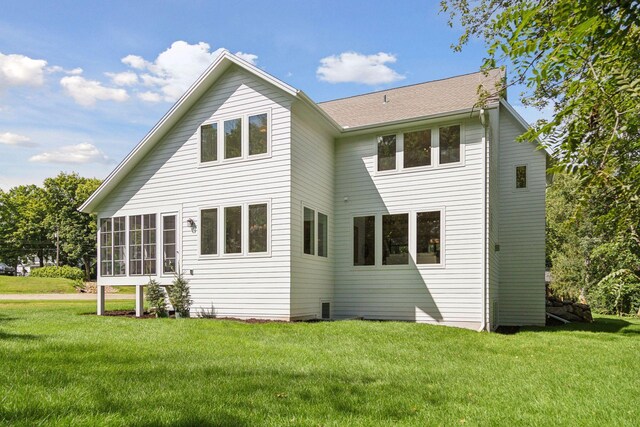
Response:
168,275,192,318
30,266,84,284
589,269,640,316
146,279,168,318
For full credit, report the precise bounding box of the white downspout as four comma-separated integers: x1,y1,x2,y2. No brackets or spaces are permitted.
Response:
479,108,488,332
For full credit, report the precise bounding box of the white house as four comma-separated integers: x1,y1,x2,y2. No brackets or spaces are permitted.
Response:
80,51,546,330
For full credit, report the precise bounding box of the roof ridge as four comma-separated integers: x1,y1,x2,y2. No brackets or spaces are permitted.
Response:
317,68,502,105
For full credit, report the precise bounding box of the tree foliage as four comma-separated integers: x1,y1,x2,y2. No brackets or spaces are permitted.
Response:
441,0,640,241
0,172,101,279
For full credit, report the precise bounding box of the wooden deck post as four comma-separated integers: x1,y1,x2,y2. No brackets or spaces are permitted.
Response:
135,285,144,317
97,285,105,316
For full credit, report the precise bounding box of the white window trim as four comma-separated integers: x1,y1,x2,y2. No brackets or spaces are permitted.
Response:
197,108,272,168
160,211,180,277
350,207,446,270
514,163,529,192
198,200,272,260
375,133,399,175
301,202,329,260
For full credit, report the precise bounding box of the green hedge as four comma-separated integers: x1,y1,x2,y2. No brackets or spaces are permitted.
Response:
30,266,85,283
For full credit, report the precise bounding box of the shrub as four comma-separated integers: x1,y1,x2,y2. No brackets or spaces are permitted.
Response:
146,279,168,318
167,275,192,318
589,269,640,316
30,266,84,284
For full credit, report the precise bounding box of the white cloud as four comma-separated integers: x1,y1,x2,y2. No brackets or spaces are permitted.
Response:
60,75,129,107
119,41,258,102
46,65,83,75
235,52,258,65
137,91,162,102
317,51,405,85
105,71,138,86
121,54,149,70
0,52,48,88
0,132,37,147
29,142,109,164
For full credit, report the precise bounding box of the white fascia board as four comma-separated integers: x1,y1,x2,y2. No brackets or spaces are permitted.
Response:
79,51,299,213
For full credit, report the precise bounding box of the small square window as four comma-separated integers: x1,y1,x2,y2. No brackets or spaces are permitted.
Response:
516,165,527,189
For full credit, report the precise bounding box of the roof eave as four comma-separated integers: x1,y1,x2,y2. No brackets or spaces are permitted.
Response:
337,104,498,136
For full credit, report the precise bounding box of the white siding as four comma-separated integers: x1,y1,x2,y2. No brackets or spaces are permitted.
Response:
497,107,546,325
96,66,294,320
290,104,335,319
333,118,486,328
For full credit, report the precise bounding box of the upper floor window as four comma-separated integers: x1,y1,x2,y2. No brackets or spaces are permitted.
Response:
404,129,431,168
439,125,461,164
515,165,527,189
377,135,396,171
200,123,217,162
200,111,270,165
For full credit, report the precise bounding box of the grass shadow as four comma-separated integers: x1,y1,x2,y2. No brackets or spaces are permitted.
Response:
0,330,40,341
525,317,639,334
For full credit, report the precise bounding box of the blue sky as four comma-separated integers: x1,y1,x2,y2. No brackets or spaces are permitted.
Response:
0,0,545,190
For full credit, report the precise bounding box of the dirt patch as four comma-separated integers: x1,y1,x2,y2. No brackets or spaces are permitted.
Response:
103,310,155,319
81,282,129,294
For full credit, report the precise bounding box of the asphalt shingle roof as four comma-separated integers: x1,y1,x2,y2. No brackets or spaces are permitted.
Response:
317,68,505,129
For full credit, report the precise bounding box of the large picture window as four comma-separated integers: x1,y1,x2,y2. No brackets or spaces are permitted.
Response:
416,211,440,264
353,216,375,266
439,125,461,164
404,129,431,168
354,211,443,267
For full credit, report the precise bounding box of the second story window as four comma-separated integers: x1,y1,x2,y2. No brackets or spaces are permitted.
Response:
200,111,271,165
224,118,242,160
377,134,396,171
439,125,461,164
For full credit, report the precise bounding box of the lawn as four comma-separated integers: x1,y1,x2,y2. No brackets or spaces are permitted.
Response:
0,276,79,294
0,276,136,294
0,301,638,426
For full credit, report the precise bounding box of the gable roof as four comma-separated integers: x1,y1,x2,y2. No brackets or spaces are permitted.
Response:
318,68,505,129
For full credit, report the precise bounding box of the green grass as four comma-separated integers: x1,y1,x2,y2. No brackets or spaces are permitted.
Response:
0,276,136,294
0,301,639,426
0,276,79,294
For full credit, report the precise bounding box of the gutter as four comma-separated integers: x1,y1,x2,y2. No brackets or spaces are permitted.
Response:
479,108,489,332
